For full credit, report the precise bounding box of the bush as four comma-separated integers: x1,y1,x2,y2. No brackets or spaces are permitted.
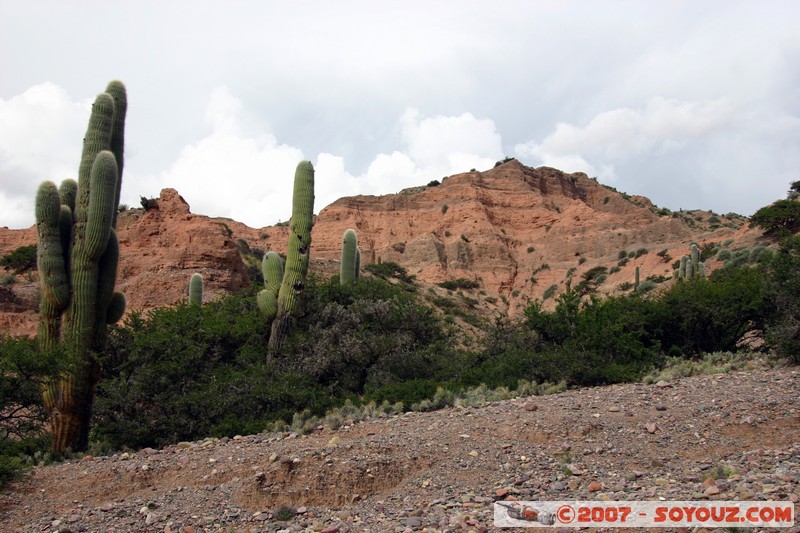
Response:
363,261,415,283
749,199,800,238
655,267,769,355
95,291,314,448
140,196,157,210
542,284,558,300
0,336,59,487
505,295,664,386
763,236,800,362
437,278,479,290
94,275,457,449
0,245,36,274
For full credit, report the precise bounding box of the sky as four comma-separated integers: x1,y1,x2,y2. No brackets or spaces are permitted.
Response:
1,1,798,230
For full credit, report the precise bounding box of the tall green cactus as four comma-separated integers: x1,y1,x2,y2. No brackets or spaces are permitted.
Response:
634,265,640,292
340,228,359,284
36,82,127,453
267,161,315,354
189,273,204,305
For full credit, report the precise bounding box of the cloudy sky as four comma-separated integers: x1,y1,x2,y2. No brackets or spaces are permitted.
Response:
1,1,798,229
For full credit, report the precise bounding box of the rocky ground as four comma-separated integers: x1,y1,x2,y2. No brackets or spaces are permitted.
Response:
1,366,798,532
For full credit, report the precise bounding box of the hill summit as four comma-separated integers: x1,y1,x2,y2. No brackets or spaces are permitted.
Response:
0,160,757,336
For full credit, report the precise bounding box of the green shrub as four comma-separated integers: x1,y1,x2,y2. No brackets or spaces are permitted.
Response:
0,245,36,274
0,336,59,487
763,236,800,362
655,267,769,356
437,278,479,290
542,284,558,300
749,199,800,238
94,291,325,448
363,261,415,283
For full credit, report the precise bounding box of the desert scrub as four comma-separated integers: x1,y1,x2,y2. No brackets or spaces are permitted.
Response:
641,351,775,384
542,284,558,300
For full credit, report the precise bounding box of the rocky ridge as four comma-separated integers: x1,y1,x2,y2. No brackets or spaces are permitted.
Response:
0,161,761,336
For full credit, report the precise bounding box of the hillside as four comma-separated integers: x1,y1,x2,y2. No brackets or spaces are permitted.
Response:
1,365,798,531
0,160,763,337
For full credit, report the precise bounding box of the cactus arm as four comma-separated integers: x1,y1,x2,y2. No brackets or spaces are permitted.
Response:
679,256,688,279
59,179,78,214
96,229,120,317
105,292,126,324
74,93,115,231
262,251,284,295
257,289,278,320
84,152,118,259
35,181,70,312
105,81,126,227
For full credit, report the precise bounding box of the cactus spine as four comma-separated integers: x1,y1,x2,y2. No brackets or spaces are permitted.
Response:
189,273,204,305
340,228,359,284
36,82,127,453
267,161,315,355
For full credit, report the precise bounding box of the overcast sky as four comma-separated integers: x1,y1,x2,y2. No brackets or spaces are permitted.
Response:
1,1,798,229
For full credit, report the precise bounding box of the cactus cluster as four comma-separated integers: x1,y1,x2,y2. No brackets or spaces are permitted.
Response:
259,161,315,356
675,243,706,280
189,273,203,305
36,81,127,453
339,228,360,284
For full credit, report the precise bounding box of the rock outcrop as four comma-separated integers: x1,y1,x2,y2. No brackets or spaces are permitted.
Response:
0,161,761,336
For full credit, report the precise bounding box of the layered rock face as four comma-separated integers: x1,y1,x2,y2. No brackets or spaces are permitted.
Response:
301,161,749,313
0,161,757,336
113,188,251,311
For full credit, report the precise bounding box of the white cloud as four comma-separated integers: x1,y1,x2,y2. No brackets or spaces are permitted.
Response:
0,82,89,227
135,86,305,227
515,97,735,178
133,94,505,226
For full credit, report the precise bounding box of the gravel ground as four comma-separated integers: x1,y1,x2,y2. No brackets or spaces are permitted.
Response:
1,366,798,532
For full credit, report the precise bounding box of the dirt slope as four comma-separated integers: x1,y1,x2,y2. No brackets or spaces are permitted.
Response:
1,366,798,532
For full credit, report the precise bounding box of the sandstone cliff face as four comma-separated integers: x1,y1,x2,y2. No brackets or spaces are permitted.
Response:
113,188,251,311
0,161,760,336
299,161,752,314
0,189,251,337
